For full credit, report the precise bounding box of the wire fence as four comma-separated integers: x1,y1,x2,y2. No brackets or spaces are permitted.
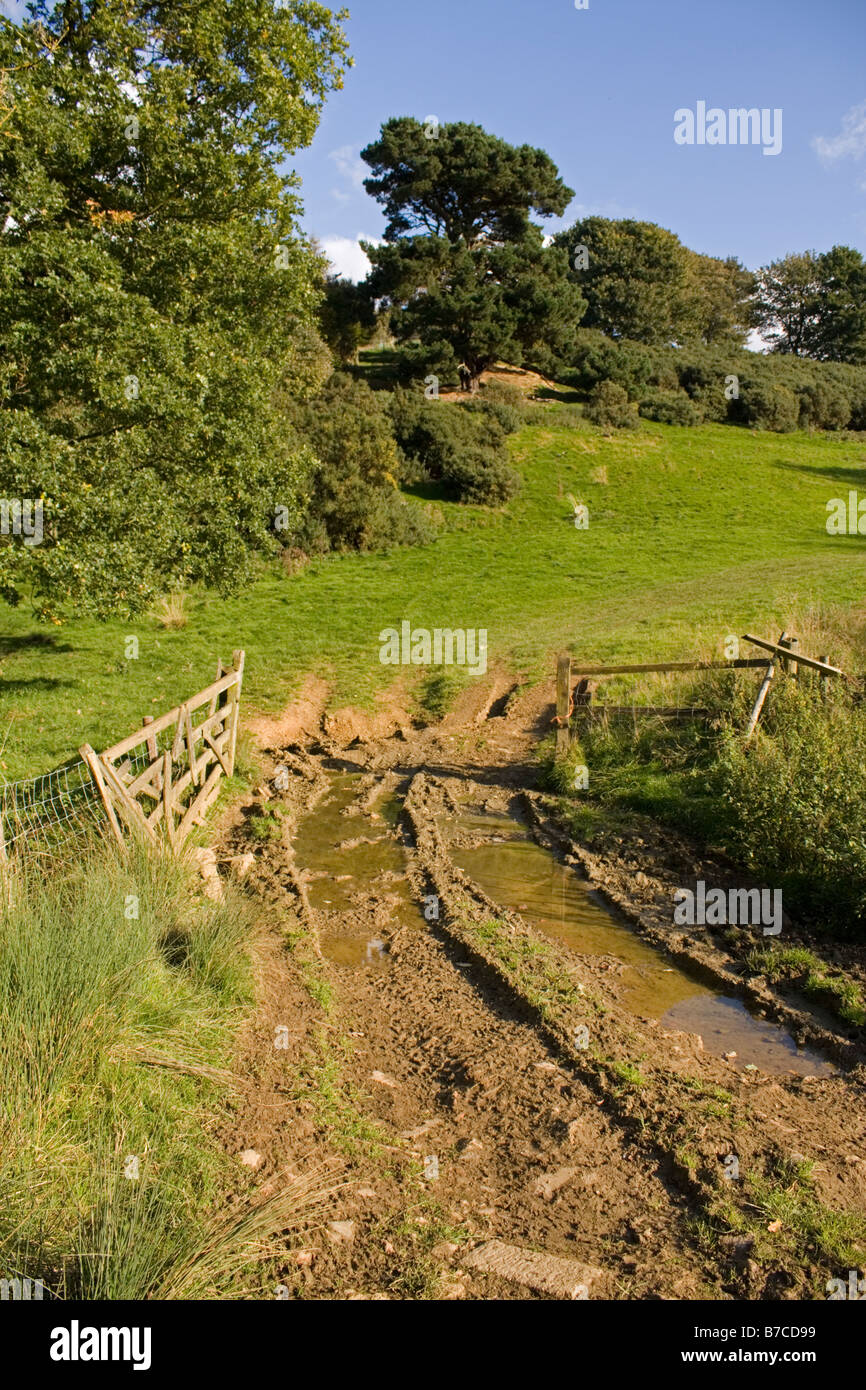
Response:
0,741,158,859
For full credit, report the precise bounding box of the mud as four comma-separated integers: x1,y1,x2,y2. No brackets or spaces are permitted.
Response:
215,676,866,1300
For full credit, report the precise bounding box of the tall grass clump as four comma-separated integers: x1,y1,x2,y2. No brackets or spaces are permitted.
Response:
0,838,333,1298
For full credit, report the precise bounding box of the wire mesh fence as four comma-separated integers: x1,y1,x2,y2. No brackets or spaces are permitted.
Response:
0,739,165,860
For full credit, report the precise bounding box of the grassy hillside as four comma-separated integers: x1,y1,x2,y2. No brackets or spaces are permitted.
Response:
1,404,865,779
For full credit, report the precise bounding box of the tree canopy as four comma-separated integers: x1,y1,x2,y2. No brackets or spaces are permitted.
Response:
360,119,585,390
554,217,755,347
754,247,866,362
0,0,348,619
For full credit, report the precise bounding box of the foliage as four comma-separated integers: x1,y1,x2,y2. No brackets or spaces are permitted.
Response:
0,0,349,620
289,376,437,552
717,682,866,932
585,380,638,429
732,378,800,432
754,246,866,363
318,274,376,363
638,389,704,426
555,217,755,347
388,389,522,504
361,119,584,390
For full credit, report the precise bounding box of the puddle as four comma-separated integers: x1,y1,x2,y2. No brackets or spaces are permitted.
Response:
448,809,833,1077
292,772,427,934
320,935,391,969
661,995,833,1076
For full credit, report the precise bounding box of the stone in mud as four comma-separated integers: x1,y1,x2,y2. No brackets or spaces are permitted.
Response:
370,1069,397,1088
327,1221,355,1244
533,1167,578,1201
229,852,256,879
240,1149,262,1169
463,1241,605,1299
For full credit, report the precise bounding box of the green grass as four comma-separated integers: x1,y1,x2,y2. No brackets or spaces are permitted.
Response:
745,943,866,1026
0,839,304,1299
2,408,865,780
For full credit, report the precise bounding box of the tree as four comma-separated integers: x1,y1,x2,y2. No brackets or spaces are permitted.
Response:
318,274,376,364
0,0,349,620
681,252,757,347
360,119,585,391
555,217,754,347
753,252,823,356
809,246,866,363
754,247,866,363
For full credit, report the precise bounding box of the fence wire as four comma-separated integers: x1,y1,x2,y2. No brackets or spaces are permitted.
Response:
0,742,158,857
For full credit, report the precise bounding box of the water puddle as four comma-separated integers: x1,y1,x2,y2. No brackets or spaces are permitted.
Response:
292,772,426,957
447,809,833,1077
320,935,391,969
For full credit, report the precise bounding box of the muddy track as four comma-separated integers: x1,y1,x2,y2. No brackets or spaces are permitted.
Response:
216,684,866,1301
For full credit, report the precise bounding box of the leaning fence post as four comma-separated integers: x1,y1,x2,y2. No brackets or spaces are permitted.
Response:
79,743,125,846
555,652,572,759
745,662,775,741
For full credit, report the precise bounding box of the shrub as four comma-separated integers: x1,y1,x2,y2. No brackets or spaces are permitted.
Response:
585,380,639,430
733,378,800,432
796,379,853,431
564,332,655,397
389,389,521,504
638,389,703,426
716,681,866,933
291,375,437,553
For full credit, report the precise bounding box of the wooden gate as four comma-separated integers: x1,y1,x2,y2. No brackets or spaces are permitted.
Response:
80,651,244,853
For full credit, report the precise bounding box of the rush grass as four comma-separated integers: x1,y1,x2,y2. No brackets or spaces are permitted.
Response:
0,839,314,1300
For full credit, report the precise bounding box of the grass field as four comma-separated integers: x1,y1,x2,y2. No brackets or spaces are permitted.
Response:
2,403,865,780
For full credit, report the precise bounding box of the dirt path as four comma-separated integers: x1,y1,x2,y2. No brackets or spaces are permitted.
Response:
215,678,866,1301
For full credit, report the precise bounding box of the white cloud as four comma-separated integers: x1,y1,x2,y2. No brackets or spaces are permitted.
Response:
812,100,866,164
328,145,367,194
320,235,380,282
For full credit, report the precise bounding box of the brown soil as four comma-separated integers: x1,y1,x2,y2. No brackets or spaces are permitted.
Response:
213,677,866,1301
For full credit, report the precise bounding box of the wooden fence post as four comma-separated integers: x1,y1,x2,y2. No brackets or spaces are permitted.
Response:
555,652,572,759
80,743,125,847
142,714,158,762
820,655,831,703
227,650,245,775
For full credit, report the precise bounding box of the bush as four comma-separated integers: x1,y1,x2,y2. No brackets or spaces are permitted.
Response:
389,388,521,504
796,379,852,431
733,378,800,432
585,380,639,430
564,332,655,397
638,389,704,426
291,376,437,552
716,682,866,933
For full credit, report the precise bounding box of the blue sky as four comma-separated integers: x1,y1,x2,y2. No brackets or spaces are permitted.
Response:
288,0,866,281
